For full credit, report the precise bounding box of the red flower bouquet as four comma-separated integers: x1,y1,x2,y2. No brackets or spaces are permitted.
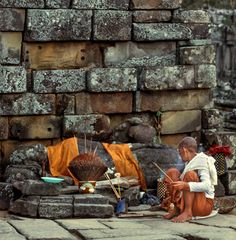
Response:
208,145,232,156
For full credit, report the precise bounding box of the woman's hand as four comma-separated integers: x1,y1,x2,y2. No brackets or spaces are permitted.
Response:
171,181,190,191
170,181,190,201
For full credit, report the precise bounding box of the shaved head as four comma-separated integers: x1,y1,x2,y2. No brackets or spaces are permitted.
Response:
178,137,197,153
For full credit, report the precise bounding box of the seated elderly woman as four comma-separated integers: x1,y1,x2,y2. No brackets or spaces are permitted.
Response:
161,137,217,223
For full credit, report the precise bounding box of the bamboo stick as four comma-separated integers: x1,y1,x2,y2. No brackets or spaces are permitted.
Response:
104,172,121,199
153,162,173,183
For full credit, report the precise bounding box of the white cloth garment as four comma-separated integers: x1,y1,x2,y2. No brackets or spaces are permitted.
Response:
180,152,218,199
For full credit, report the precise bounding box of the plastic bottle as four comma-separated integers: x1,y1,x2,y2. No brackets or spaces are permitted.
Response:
198,143,205,153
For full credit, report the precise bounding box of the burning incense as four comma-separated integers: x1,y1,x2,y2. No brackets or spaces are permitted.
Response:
93,145,98,157
153,162,173,183
84,133,87,153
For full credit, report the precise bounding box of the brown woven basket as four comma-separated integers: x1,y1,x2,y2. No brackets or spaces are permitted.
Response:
214,197,236,214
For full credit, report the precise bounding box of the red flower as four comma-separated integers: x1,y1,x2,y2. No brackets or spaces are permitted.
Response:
208,145,232,156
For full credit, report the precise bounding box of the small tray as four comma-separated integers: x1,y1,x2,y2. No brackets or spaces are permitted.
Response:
41,177,64,183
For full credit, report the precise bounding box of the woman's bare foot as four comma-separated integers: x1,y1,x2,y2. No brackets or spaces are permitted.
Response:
171,211,192,223
163,205,178,219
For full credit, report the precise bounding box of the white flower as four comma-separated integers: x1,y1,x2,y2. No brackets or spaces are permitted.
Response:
115,173,121,178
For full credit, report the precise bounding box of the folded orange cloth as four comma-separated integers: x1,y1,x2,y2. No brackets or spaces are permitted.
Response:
102,143,147,190
47,137,79,184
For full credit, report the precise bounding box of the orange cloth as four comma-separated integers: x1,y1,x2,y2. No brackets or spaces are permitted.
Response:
47,137,79,184
102,143,147,190
47,138,147,190
163,168,214,217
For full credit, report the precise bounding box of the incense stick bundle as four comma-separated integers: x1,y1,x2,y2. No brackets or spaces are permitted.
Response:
69,151,108,181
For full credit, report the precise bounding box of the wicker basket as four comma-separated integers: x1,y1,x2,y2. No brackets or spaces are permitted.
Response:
214,197,236,214
213,152,227,176
157,179,167,200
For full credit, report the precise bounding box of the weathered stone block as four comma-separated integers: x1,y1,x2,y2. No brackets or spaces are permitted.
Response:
195,65,217,88
40,195,73,204
9,144,47,165
63,115,110,137
25,10,92,41
0,93,55,115
173,10,211,23
161,133,188,148
93,10,132,41
202,109,223,129
76,92,133,114
133,10,171,23
9,219,77,240
74,194,109,204
56,218,108,230
227,170,236,195
131,0,182,9
72,0,129,10
74,204,114,218
57,94,75,115
0,0,44,8
4,165,40,183
161,110,202,134
0,117,8,140
104,41,176,68
140,66,194,90
9,116,61,139
87,68,137,92
179,45,215,65
133,143,184,188
13,180,61,196
9,196,39,217
33,70,86,93
0,183,13,210
109,114,154,132
23,42,102,70
135,89,212,112
128,124,156,143
39,202,73,218
178,39,213,46
0,32,22,64
0,66,27,93
45,0,70,8
0,223,26,240
0,9,25,31
133,23,193,41
123,186,140,206
1,140,51,167
187,23,211,39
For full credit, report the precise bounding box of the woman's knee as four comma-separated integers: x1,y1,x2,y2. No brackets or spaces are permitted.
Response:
183,170,199,182
165,168,181,182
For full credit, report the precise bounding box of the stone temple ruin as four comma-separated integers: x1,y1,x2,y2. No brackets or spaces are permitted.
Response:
0,0,236,218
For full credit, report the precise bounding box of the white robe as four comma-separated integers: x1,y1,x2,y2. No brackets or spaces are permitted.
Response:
180,152,218,199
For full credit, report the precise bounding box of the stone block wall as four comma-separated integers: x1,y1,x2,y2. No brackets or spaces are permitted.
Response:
0,0,216,167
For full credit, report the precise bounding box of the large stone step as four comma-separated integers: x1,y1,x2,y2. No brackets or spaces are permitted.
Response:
74,204,114,218
9,193,114,219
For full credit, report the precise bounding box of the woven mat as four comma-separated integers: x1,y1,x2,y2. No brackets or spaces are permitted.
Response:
191,209,218,220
